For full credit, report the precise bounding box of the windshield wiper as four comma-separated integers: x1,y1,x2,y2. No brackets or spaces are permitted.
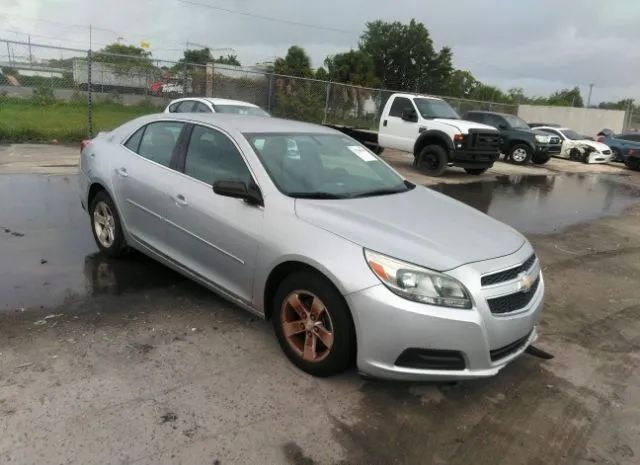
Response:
350,187,410,198
288,192,345,199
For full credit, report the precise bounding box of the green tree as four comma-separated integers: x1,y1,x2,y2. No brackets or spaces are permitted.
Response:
273,45,313,77
445,69,480,98
93,43,153,69
324,50,378,87
359,19,453,93
215,54,241,66
314,67,329,81
547,86,584,107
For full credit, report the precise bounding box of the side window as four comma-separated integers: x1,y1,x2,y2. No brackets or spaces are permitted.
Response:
124,126,145,152
388,97,414,117
168,102,180,113
194,102,212,113
486,114,505,129
177,100,196,112
137,122,184,167
465,113,484,124
184,125,252,186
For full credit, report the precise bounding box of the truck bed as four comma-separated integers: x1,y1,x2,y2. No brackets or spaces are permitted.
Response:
323,124,379,146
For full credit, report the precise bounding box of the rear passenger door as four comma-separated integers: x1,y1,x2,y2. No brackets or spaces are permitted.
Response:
164,124,263,304
114,121,185,253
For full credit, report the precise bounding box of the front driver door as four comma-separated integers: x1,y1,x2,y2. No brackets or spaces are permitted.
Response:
114,121,185,253
164,124,263,304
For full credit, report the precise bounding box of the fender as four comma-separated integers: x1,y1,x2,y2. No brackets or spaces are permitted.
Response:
509,139,537,152
413,129,454,156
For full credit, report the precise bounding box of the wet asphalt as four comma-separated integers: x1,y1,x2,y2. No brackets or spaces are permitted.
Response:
2,172,640,313
2,169,640,464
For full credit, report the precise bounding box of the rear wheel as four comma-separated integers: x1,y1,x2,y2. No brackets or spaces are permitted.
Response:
272,271,354,377
625,157,640,171
416,144,448,176
508,144,532,164
90,191,126,257
464,168,488,175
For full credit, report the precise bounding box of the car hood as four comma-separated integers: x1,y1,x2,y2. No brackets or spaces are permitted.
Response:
576,140,611,152
432,118,497,134
295,186,525,271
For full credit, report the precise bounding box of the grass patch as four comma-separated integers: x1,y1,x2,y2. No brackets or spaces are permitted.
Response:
0,98,160,143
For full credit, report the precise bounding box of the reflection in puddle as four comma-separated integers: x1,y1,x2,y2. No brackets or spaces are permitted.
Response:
430,174,640,234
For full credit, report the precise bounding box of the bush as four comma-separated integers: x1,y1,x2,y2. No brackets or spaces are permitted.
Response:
32,86,56,106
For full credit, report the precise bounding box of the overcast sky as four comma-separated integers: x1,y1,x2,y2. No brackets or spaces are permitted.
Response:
2,0,640,103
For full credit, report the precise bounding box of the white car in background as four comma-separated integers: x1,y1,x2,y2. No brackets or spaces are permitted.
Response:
164,97,270,116
536,126,613,164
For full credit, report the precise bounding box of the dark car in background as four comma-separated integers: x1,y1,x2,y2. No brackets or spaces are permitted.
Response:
463,111,562,165
597,131,640,162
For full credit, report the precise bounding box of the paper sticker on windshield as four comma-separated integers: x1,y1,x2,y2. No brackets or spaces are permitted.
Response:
348,146,377,161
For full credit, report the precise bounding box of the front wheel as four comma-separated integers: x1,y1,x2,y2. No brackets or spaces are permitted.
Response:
416,144,448,176
90,191,127,257
272,271,355,377
464,168,488,175
508,144,532,165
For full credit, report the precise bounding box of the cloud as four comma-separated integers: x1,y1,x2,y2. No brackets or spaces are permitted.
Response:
2,0,639,102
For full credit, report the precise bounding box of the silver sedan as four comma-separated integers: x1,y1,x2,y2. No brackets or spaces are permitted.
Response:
79,113,544,380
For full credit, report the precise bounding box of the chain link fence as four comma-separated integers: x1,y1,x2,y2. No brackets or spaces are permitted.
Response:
1,38,576,144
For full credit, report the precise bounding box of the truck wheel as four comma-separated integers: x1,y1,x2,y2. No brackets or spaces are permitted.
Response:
370,145,384,155
625,157,640,170
416,145,448,176
464,168,488,175
509,144,532,164
532,154,551,165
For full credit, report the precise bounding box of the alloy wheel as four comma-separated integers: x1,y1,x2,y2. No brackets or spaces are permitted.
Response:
93,200,116,248
511,148,528,163
280,291,334,362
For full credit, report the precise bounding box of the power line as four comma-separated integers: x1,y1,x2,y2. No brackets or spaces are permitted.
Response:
175,0,356,35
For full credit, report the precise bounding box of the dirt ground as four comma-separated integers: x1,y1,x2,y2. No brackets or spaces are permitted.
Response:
1,144,640,465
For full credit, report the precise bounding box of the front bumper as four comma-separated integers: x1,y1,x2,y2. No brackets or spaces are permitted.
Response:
535,143,562,156
451,149,500,169
346,245,544,381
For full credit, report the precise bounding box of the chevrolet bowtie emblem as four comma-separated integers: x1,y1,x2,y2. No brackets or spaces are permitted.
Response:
519,272,534,293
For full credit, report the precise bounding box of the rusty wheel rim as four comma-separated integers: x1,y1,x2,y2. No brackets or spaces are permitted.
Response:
281,290,334,363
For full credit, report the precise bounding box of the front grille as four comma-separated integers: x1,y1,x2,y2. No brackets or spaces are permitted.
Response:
602,150,612,155
481,254,536,286
487,276,540,314
395,348,466,370
467,129,500,151
549,136,561,144
490,331,532,361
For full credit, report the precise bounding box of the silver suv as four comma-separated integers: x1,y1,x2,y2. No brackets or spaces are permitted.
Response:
79,113,544,380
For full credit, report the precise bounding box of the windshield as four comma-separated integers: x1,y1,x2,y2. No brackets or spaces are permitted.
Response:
504,114,530,130
561,129,583,140
244,133,412,199
215,105,270,117
413,98,460,120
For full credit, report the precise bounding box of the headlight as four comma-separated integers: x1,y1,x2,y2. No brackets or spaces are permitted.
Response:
364,249,472,309
535,134,551,143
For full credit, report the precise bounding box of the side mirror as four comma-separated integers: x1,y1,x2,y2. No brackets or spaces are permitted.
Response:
498,123,508,130
213,180,263,206
401,109,418,122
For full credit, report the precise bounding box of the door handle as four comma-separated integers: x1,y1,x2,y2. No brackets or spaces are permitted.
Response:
174,194,188,206
117,167,128,178
383,119,388,127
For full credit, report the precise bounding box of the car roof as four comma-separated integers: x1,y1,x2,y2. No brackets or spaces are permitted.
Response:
392,93,442,101
168,97,260,108
536,126,570,131
130,113,337,134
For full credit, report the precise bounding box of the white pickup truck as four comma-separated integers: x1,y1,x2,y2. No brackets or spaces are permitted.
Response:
327,93,501,176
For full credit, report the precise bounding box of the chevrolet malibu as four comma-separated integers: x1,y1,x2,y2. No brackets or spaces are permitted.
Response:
79,114,544,380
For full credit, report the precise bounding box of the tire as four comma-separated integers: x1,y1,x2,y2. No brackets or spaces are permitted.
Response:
625,157,640,171
272,270,355,377
532,154,551,164
508,144,532,165
90,191,127,258
370,145,384,155
416,144,448,176
464,168,488,175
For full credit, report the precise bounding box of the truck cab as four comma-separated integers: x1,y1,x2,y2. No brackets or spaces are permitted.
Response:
378,94,501,176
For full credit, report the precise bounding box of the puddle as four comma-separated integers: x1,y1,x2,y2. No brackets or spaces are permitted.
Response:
430,174,640,234
0,174,183,312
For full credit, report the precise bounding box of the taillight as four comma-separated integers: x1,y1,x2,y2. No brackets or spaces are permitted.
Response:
596,136,605,143
629,149,636,156
80,139,91,152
